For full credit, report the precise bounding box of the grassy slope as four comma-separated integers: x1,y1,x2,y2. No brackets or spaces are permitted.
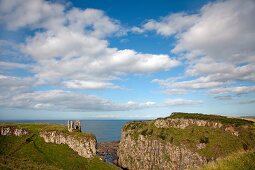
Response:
197,150,255,170
123,113,255,160
0,123,119,170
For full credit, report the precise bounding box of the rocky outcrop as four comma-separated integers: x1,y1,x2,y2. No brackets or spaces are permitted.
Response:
154,118,239,136
118,132,207,170
0,126,29,136
40,131,96,158
97,141,119,164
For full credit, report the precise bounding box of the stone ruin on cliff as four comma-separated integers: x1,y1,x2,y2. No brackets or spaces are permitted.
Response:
67,120,81,132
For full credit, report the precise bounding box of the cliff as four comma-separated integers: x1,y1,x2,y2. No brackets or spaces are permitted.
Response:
154,118,239,136
118,113,255,170
118,131,207,170
40,130,96,158
0,126,29,136
0,123,119,170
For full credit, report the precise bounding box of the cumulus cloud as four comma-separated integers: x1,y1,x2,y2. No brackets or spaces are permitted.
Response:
172,0,255,63
23,29,179,84
0,0,181,112
132,13,198,36
0,0,180,87
0,0,181,94
0,0,65,30
147,0,255,98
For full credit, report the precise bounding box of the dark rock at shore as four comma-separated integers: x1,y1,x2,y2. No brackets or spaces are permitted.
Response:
97,141,119,164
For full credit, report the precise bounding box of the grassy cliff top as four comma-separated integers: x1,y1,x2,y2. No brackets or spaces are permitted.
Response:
198,150,255,170
0,123,96,140
165,112,254,126
0,123,118,170
0,123,67,132
122,113,255,160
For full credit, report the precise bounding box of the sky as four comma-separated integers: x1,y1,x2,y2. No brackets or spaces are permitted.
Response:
0,0,255,120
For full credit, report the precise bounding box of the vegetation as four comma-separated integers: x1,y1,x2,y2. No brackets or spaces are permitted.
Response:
197,150,255,170
167,112,254,126
0,123,119,170
123,113,255,160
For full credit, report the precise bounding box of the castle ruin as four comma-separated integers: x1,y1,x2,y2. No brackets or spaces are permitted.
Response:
67,120,81,132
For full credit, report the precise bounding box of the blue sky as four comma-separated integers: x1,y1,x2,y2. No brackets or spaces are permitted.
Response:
0,0,255,120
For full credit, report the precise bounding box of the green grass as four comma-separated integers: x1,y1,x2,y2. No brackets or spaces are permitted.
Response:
0,123,119,170
197,150,255,170
167,112,253,126
122,113,255,160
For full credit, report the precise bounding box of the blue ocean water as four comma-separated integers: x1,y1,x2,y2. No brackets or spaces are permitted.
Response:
0,120,132,142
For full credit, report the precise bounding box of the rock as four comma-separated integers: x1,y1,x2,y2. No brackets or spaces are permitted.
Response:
225,126,239,136
196,143,206,150
40,131,96,158
154,118,239,136
97,141,119,164
118,132,207,170
154,118,223,129
0,126,29,136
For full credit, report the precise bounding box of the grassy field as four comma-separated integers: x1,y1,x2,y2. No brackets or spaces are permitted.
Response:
123,113,255,160
0,123,119,170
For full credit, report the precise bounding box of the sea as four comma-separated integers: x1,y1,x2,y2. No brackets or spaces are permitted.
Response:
0,120,135,142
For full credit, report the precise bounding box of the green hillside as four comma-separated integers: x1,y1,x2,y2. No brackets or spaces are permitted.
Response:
198,150,255,170
123,113,255,160
0,123,119,170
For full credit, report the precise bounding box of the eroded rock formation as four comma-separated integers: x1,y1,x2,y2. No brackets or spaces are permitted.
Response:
0,126,29,136
40,131,96,158
154,118,239,136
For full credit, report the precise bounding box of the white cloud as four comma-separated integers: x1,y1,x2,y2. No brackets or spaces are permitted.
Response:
0,75,34,99
0,61,30,70
133,13,198,36
163,99,202,106
0,0,182,112
210,86,255,95
0,75,157,111
64,80,119,90
172,0,255,64
22,28,179,85
163,89,187,95
0,89,156,111
0,0,181,88
146,0,255,98
0,0,65,30
66,8,123,38
153,76,224,93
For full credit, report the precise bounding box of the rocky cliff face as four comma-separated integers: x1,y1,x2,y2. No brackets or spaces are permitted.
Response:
118,132,207,170
40,131,96,158
154,118,239,136
0,126,29,136
117,113,254,170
